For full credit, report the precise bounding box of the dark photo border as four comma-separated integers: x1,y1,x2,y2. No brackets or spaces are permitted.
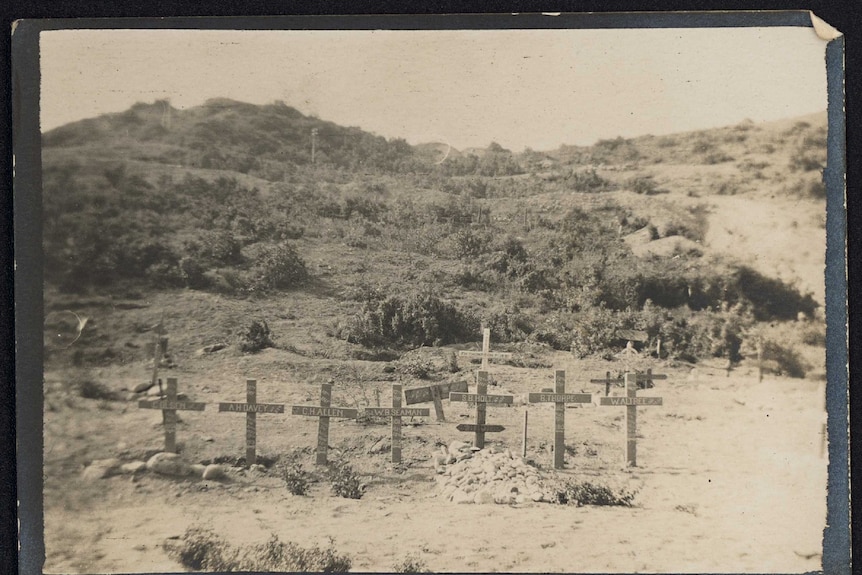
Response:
7,6,854,575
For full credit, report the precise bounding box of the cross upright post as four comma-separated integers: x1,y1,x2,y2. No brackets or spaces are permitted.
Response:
138,377,206,453
528,370,592,469
364,384,430,463
450,370,512,448
458,328,512,371
291,382,359,465
598,371,664,467
217,379,285,465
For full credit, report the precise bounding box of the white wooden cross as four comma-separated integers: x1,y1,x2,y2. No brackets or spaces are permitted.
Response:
598,372,664,467
459,328,512,370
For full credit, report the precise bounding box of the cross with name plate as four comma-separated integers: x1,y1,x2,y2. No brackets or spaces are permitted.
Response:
450,370,513,448
138,377,206,453
528,370,592,469
404,380,468,422
291,382,359,465
218,379,285,465
364,383,430,463
598,371,665,467
458,328,512,370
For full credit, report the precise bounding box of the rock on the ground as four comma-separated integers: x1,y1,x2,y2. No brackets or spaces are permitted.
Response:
119,461,147,474
195,343,228,356
190,464,206,477
133,381,154,393
368,437,391,455
202,464,225,480
146,452,194,476
82,458,123,481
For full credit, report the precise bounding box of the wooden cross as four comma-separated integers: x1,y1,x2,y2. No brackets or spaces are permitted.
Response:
528,370,592,469
458,328,512,370
450,370,513,448
364,384,430,463
404,380,467,422
590,368,665,392
598,372,664,467
217,379,285,465
291,382,359,465
138,377,206,453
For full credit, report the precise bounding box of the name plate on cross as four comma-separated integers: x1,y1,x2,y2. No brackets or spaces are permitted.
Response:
290,382,359,465
138,377,205,453
404,380,467,422
217,379,285,465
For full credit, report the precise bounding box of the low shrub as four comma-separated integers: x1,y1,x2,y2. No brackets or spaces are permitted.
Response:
569,169,613,193
250,242,308,290
178,256,209,289
167,527,352,572
550,480,638,507
801,324,826,347
398,356,434,379
392,553,431,573
627,176,663,195
71,375,118,400
280,461,310,496
762,339,809,378
703,152,735,164
238,320,274,353
329,461,364,499
347,291,478,348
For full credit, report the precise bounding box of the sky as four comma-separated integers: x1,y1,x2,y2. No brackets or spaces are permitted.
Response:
40,27,828,151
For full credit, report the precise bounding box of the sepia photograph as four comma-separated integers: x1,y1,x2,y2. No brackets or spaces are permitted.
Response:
20,13,846,574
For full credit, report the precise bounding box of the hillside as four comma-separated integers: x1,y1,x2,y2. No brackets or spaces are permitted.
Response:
40,100,830,573
42,99,826,367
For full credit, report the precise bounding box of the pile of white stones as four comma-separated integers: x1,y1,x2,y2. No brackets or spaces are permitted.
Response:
80,453,228,482
433,441,550,504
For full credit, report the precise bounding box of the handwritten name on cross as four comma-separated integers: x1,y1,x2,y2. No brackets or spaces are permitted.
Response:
450,370,513,448
138,377,205,453
364,384,430,463
404,380,467,422
598,372,664,467
291,382,359,465
528,370,592,469
459,328,512,370
218,379,285,465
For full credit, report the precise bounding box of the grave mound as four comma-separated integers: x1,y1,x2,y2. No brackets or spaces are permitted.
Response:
434,444,551,505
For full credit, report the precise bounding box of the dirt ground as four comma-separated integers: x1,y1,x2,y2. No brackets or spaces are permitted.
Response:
43,351,827,574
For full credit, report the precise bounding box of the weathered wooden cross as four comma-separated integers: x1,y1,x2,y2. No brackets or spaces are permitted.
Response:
528,370,592,469
364,384,430,463
450,370,512,448
591,368,664,392
404,380,467,422
217,379,285,465
458,328,512,370
598,371,665,467
138,377,206,453
291,382,359,465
